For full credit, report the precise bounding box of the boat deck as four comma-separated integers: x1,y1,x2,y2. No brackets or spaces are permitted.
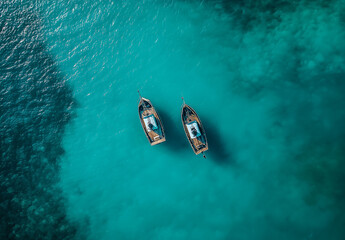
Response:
185,114,206,151
182,104,208,155
138,98,166,146
142,109,165,144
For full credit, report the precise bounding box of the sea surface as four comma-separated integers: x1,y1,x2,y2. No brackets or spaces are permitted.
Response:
1,0,345,239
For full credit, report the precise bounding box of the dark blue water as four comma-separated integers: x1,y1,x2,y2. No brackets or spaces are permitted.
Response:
1,0,345,239
0,2,80,239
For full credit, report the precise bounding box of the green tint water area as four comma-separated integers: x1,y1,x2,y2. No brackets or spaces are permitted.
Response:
1,0,345,239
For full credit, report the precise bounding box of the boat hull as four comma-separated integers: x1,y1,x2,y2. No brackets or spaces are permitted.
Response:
138,98,166,145
181,104,208,155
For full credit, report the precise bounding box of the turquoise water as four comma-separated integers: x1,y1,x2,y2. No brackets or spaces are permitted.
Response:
1,0,345,239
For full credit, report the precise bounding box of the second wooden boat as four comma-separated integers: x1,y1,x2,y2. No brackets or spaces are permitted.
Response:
181,98,208,157
138,91,166,145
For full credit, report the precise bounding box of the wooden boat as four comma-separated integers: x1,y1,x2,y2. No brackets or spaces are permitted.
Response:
138,91,166,145
181,99,208,157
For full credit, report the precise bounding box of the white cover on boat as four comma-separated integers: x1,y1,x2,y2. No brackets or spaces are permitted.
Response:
186,121,201,139
143,114,158,132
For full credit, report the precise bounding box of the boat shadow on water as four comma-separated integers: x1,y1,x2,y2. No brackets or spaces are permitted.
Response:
157,107,234,165
202,118,235,166
156,108,188,152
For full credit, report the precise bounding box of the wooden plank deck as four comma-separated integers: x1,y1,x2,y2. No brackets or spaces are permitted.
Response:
182,104,208,155
142,109,162,143
139,98,166,146
185,114,205,150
